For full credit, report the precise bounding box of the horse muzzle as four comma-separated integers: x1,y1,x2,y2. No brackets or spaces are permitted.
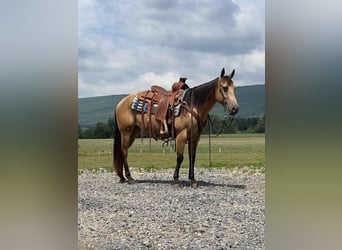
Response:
229,105,239,115
224,101,239,115
225,101,239,115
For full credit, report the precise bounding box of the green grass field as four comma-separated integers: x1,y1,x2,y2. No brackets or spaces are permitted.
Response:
78,133,264,172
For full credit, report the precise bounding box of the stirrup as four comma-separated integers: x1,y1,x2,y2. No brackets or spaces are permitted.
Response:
160,120,169,135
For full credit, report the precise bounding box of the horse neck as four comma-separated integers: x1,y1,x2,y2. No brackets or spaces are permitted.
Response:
188,78,218,122
195,94,217,121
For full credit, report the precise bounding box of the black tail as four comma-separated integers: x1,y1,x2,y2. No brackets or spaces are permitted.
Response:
113,112,124,179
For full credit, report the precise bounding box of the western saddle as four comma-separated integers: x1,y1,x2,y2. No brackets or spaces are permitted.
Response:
136,77,189,137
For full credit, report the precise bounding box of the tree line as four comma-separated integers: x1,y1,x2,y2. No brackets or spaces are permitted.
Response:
78,115,265,139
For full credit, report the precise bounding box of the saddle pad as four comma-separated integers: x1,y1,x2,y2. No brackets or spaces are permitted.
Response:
131,96,182,116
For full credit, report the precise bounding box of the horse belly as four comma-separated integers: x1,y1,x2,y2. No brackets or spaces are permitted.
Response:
136,114,165,136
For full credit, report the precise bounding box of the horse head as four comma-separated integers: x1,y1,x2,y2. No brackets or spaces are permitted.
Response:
216,68,239,115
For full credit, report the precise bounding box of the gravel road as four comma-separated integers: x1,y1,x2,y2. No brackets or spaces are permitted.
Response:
78,167,265,249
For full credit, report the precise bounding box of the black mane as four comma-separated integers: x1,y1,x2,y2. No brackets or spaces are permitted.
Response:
183,78,218,106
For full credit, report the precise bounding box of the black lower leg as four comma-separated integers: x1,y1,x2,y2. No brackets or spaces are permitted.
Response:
116,163,126,183
172,154,183,185
189,152,196,181
124,162,134,183
188,142,198,188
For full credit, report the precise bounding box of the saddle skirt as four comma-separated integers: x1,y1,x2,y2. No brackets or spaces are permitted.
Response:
130,96,182,117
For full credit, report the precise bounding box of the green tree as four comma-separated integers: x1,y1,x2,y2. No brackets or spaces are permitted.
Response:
254,116,265,133
236,118,255,132
224,119,239,133
107,118,115,138
78,124,83,138
236,118,246,132
203,115,221,134
82,128,94,138
94,122,111,138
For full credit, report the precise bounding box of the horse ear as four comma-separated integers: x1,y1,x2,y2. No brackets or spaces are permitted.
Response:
220,68,225,78
229,69,235,79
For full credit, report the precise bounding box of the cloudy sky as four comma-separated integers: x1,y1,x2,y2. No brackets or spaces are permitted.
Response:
78,0,264,97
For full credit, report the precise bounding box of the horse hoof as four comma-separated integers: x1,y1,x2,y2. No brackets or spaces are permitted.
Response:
119,179,126,184
191,181,198,188
127,178,135,185
171,180,183,188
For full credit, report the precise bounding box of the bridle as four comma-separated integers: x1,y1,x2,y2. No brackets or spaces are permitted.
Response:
208,77,236,137
205,80,236,167
218,79,232,113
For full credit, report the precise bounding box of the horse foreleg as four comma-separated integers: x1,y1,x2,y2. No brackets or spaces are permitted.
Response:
188,139,199,188
172,133,186,186
172,154,183,186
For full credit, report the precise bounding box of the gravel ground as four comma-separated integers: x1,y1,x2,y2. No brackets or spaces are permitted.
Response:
78,167,265,250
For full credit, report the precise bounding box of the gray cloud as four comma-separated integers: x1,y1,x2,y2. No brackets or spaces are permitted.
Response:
78,0,264,97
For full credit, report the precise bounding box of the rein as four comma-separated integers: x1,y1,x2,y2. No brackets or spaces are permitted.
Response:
208,113,235,137
183,81,236,168
207,110,235,168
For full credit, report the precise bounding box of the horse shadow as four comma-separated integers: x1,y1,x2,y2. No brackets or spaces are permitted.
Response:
135,179,246,189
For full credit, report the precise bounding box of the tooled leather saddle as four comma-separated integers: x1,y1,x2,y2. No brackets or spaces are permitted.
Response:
131,77,189,137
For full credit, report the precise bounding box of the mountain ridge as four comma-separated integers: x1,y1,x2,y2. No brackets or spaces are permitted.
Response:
78,84,265,128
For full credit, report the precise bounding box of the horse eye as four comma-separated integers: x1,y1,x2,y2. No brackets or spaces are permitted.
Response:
222,87,228,92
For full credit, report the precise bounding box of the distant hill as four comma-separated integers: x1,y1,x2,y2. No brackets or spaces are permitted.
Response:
78,84,265,128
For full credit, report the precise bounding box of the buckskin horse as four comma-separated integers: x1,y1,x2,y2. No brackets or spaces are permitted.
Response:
113,68,239,188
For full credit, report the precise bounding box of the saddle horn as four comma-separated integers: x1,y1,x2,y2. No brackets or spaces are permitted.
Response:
179,77,187,83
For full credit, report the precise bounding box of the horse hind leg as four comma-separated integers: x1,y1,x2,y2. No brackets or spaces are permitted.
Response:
123,159,134,184
122,127,139,184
